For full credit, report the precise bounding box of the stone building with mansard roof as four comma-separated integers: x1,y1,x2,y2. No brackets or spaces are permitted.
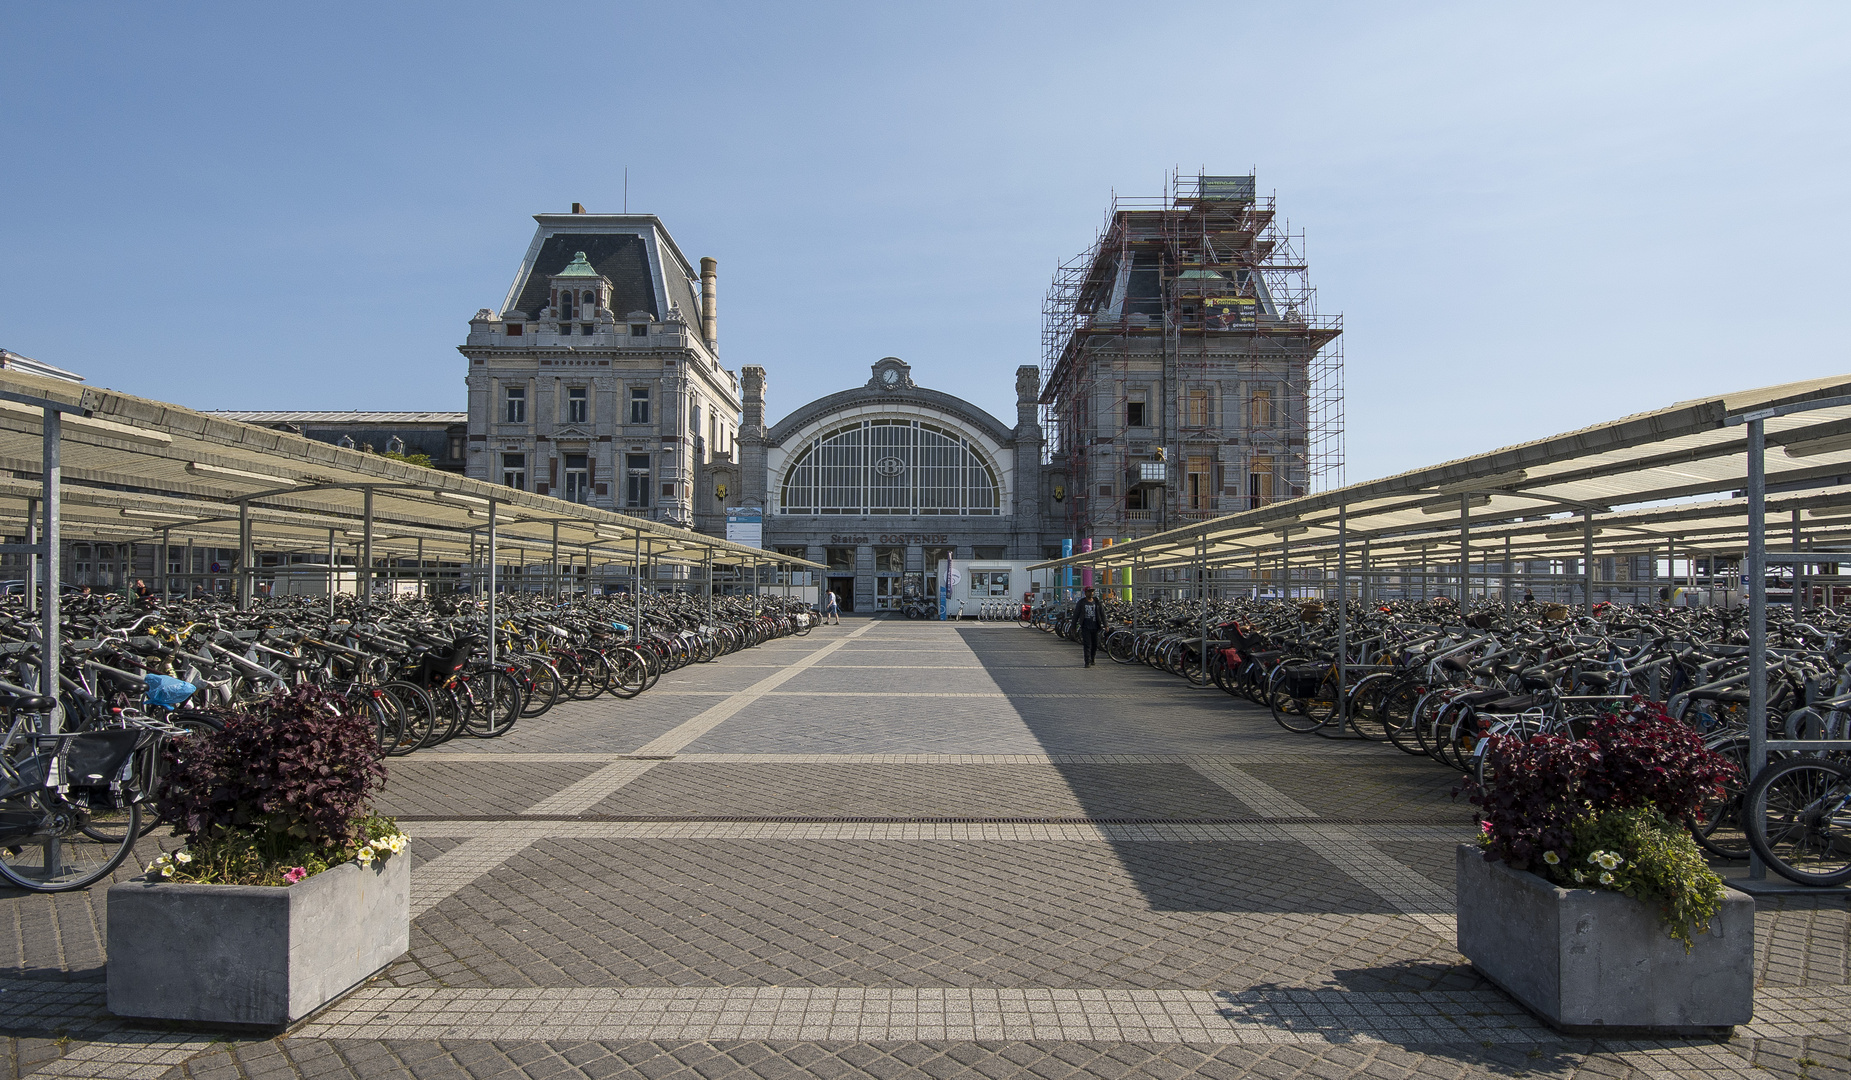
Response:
457,206,741,535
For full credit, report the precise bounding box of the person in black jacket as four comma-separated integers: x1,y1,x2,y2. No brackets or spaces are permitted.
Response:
1074,586,1106,667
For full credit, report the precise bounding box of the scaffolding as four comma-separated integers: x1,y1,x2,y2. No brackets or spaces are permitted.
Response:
1040,172,1343,545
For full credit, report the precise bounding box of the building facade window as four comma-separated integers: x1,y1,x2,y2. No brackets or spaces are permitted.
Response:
629,387,651,425
1187,389,1210,428
778,418,1000,516
501,453,526,489
1126,399,1145,428
1249,388,1274,428
624,453,650,507
563,453,589,503
505,386,527,424
567,386,588,424
1187,455,1212,510
1248,454,1274,509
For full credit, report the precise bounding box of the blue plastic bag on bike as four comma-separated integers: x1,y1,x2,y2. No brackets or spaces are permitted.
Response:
143,673,197,709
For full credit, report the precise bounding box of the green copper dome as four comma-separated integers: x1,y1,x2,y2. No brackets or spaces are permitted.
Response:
553,251,601,278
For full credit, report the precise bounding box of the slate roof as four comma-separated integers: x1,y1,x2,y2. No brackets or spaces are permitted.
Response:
506,234,658,320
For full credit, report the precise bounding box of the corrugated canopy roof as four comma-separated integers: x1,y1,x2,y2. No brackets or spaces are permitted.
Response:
0,369,817,571
1030,374,1851,574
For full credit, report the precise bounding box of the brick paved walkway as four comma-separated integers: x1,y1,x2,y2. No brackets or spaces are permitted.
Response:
0,617,1846,1078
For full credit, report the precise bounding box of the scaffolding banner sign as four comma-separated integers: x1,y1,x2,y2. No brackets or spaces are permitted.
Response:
725,507,763,548
1205,297,1258,328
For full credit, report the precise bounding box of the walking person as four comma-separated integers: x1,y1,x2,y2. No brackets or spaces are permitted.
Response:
1074,585,1105,667
824,588,840,625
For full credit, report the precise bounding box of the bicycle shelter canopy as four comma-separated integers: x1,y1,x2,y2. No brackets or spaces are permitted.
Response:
1030,374,1851,586
0,367,822,595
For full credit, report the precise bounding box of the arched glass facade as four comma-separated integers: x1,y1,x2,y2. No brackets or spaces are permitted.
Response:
779,418,1000,515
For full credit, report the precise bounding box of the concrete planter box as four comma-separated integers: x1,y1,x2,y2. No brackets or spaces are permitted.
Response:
1455,844,1753,1035
106,854,409,1028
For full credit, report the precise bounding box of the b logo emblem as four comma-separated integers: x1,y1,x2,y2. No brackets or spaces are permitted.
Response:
874,456,905,477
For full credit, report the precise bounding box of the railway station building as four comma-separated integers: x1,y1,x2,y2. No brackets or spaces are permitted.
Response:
735,357,1059,613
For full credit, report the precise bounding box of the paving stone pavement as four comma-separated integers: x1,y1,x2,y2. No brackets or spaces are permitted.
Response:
0,616,1845,1079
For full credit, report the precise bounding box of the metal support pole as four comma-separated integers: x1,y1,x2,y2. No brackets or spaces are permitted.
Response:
1582,509,1595,615
24,497,37,613
157,526,168,601
326,529,337,616
1503,535,1512,605
40,409,61,730
1459,493,1471,608
1792,508,1804,612
416,537,425,599
237,500,252,610
1337,502,1349,732
1197,536,1208,687
634,533,643,631
1281,530,1291,602
1668,537,1679,608
1747,418,1767,880
706,548,714,620
361,488,374,606
551,522,560,602
485,501,499,663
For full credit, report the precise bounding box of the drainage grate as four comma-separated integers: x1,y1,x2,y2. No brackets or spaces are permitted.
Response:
395,813,1472,826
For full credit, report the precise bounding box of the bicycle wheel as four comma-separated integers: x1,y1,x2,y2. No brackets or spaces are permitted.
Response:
462,670,523,738
430,684,468,743
0,796,140,892
1382,683,1428,756
1690,735,1751,860
607,647,648,699
1346,674,1394,741
1744,756,1851,887
1269,671,1331,734
1105,630,1137,665
519,660,562,717
382,682,438,754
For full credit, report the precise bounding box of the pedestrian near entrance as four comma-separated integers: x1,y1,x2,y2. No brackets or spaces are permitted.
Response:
1074,586,1105,667
824,589,840,624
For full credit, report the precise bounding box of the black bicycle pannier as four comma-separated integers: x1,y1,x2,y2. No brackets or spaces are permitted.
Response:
1280,663,1328,699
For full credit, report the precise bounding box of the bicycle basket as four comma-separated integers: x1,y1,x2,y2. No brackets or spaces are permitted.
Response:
1281,663,1328,698
143,673,197,709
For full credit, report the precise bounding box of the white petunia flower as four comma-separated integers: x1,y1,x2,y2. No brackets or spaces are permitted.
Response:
173,850,192,864
1542,851,1560,865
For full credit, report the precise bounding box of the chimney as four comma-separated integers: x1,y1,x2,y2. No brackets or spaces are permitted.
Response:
699,257,718,350
571,202,585,214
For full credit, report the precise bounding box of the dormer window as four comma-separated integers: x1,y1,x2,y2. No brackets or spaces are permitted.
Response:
505,323,522,336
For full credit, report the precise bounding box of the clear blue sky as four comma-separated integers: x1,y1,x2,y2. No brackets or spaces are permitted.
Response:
2,2,1846,484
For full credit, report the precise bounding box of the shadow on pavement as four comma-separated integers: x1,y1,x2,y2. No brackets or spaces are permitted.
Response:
958,626,1445,915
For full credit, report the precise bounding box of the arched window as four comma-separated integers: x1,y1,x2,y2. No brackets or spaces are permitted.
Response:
560,291,575,320
779,419,999,516
582,290,595,310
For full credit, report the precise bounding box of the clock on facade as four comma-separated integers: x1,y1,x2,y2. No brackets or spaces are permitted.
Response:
881,368,899,388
